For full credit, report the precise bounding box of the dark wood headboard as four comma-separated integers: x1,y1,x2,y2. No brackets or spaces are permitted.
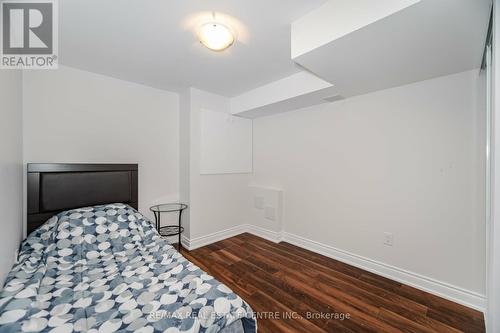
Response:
27,163,138,234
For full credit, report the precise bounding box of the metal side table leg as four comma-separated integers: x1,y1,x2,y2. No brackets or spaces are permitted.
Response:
178,209,183,251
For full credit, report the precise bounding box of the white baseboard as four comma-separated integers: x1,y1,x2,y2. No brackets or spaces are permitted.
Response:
245,224,283,243
181,225,486,312
181,225,247,250
281,232,486,312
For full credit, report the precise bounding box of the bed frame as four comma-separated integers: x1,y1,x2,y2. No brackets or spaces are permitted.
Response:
27,163,138,234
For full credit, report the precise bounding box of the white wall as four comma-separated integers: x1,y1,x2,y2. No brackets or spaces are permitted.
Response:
22,65,179,222
199,109,252,175
185,88,251,240
488,0,500,331
291,0,420,58
252,70,486,299
247,185,283,233
0,70,23,286
179,89,191,238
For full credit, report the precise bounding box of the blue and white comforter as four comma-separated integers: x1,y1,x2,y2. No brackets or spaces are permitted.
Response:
0,204,256,333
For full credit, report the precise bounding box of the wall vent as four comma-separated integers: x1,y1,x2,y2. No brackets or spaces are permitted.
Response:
323,95,345,103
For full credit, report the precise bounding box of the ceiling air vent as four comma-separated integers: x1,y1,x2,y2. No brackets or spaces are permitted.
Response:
323,95,345,103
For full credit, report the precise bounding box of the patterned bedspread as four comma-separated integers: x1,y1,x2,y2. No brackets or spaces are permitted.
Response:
0,204,256,333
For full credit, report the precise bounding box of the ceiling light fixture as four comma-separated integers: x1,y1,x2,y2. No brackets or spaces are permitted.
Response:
198,13,235,51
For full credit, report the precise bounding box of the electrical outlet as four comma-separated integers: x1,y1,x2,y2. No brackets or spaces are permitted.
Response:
264,205,276,221
254,196,264,209
384,232,394,246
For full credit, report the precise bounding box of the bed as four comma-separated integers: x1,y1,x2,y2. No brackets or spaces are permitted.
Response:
0,164,256,333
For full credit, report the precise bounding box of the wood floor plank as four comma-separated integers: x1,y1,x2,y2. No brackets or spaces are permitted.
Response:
248,290,329,333
377,308,439,333
314,272,428,319
245,269,332,326
224,243,254,260
181,234,485,333
316,271,428,317
273,270,402,332
426,308,484,333
245,241,426,322
243,266,361,332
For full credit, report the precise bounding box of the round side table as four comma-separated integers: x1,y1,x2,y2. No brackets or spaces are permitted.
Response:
150,203,188,250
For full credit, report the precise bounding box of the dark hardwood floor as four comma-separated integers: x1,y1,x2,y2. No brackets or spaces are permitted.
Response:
180,233,485,333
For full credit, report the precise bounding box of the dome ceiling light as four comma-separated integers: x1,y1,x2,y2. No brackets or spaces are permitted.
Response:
198,12,235,51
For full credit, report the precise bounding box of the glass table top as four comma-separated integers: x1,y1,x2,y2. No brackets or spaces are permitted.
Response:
149,203,188,212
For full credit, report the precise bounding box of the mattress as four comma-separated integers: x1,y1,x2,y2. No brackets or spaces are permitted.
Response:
0,204,256,333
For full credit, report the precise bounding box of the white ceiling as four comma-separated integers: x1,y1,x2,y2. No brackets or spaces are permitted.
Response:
59,0,326,97
293,0,491,98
